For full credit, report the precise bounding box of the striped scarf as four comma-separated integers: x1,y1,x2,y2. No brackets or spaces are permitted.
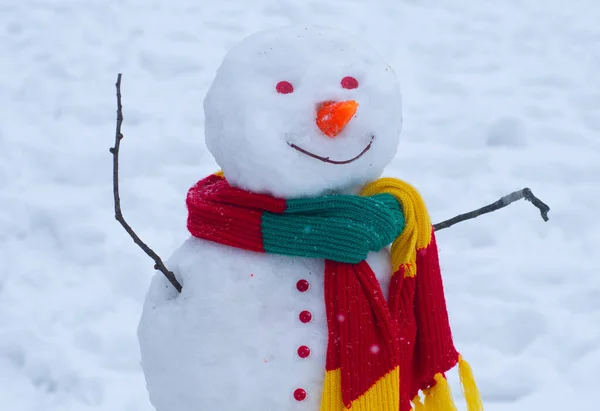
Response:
186,172,483,411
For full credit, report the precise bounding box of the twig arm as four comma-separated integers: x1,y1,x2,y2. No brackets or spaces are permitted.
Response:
433,188,550,231
110,73,183,293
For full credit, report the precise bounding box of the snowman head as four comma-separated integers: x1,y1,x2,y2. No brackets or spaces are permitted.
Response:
204,25,402,198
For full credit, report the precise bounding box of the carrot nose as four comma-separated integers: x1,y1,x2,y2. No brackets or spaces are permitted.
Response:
316,100,359,138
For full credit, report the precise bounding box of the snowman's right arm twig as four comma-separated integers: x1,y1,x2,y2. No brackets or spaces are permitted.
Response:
433,188,550,231
110,73,183,293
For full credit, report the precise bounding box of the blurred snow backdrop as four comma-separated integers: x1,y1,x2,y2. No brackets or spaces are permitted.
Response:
0,0,599,410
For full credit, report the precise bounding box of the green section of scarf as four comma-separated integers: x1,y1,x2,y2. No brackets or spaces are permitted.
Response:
262,193,405,263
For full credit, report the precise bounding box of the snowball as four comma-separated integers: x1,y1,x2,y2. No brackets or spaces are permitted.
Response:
138,238,392,411
203,25,403,199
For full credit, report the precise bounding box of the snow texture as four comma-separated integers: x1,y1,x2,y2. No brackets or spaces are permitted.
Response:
1,0,599,410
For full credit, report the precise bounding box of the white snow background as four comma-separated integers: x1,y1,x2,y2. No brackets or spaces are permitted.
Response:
1,0,599,410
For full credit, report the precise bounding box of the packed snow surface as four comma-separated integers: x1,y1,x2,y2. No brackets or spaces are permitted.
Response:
1,0,599,410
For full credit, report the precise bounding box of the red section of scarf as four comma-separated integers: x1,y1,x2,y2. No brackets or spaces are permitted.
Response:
324,260,401,407
325,233,458,411
411,232,459,393
186,174,287,252
323,231,458,411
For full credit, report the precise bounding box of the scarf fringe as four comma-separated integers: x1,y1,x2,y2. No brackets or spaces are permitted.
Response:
414,356,483,411
458,356,484,411
422,374,458,411
412,395,425,411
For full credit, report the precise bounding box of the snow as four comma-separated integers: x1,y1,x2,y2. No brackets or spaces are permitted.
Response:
0,0,598,410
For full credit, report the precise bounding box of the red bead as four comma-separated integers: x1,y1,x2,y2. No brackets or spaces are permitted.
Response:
341,76,359,89
297,345,311,358
296,279,309,292
276,81,294,94
294,388,307,401
299,310,312,323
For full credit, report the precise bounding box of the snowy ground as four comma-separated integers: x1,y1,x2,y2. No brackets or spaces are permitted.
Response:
1,0,599,410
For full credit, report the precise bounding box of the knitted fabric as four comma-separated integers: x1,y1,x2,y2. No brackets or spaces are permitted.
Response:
186,172,483,411
187,173,405,263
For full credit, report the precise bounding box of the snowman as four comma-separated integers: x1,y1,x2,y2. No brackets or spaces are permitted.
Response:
138,25,482,411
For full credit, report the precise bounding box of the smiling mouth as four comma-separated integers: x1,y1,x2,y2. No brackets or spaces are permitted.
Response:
287,136,374,165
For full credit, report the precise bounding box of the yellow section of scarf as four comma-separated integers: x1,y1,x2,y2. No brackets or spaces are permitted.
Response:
360,178,432,277
320,367,400,411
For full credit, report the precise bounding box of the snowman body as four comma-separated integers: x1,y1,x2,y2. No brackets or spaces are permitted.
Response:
139,238,392,411
138,25,403,411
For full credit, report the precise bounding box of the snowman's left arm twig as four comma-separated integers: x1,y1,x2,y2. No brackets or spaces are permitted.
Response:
433,188,550,231
110,73,183,293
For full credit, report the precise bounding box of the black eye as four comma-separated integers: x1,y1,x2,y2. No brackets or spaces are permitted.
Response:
276,81,294,94
341,76,359,89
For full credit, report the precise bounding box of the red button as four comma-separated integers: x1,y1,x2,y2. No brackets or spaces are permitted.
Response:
294,388,307,401
297,345,311,358
299,310,312,323
296,279,309,292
